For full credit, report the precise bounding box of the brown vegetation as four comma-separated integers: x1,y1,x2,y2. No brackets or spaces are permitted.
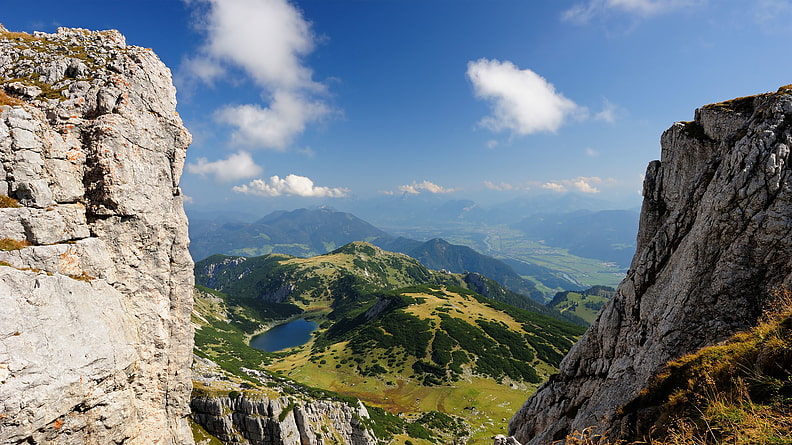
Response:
0,238,30,251
0,89,24,107
561,288,792,444
0,195,21,208
0,29,39,43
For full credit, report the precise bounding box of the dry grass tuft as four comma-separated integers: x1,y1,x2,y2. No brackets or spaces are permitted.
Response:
562,428,619,444
0,90,24,107
0,29,41,43
0,238,30,251
68,272,95,282
566,289,792,444
0,195,21,208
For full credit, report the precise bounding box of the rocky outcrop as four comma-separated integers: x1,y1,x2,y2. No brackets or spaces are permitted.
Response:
191,395,376,445
510,86,792,443
0,26,193,444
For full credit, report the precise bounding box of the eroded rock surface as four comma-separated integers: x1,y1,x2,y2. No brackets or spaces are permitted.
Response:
0,26,193,444
191,395,376,445
510,87,792,443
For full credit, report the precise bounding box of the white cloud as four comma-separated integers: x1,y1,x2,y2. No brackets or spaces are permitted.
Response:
215,91,331,150
486,140,499,149
594,99,618,123
585,147,600,157
467,59,583,135
183,0,334,150
397,180,455,195
233,174,349,198
186,151,263,182
484,181,515,191
563,0,703,23
542,176,615,194
571,177,601,193
542,182,568,193
186,0,319,91
180,55,227,87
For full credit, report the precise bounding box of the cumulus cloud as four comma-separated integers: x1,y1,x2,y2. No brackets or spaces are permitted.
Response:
215,91,331,150
395,180,456,195
542,182,568,193
186,150,263,182
542,176,614,194
484,181,516,192
186,0,319,91
467,59,583,136
233,174,349,198
571,177,601,193
183,0,334,150
563,0,703,23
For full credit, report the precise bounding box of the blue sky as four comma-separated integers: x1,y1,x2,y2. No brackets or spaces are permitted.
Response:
4,0,792,214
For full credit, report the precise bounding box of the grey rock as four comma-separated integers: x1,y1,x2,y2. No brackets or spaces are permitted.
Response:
16,179,54,208
509,88,792,443
21,204,90,244
0,27,194,444
0,207,27,239
0,268,139,444
9,149,45,189
493,435,522,445
46,158,84,203
191,396,377,445
4,81,42,100
11,128,38,150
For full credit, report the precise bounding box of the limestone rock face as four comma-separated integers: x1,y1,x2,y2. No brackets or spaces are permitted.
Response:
191,395,377,445
509,87,792,443
0,26,194,444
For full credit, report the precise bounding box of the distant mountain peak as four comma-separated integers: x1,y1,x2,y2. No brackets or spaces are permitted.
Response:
329,241,385,257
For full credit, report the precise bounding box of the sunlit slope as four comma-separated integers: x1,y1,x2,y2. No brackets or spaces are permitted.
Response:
195,241,583,325
547,285,615,325
193,241,587,442
272,285,583,429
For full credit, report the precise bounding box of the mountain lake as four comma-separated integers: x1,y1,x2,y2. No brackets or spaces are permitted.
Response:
250,318,319,352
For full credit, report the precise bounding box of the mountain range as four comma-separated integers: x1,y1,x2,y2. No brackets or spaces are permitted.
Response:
192,241,586,442
188,207,629,302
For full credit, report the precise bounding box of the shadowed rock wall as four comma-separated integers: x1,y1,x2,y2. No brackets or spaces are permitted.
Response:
510,87,792,443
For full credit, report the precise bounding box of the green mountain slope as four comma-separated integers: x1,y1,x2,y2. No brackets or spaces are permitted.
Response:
193,242,587,442
189,208,592,300
380,237,548,303
547,285,616,325
195,242,464,304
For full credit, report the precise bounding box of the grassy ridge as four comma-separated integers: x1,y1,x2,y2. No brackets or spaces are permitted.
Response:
193,242,588,442
548,286,615,325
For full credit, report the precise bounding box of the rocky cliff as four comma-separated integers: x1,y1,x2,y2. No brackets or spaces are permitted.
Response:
0,26,194,444
510,86,792,443
191,395,376,445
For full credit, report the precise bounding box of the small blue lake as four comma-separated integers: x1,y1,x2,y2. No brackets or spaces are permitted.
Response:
249,318,318,352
